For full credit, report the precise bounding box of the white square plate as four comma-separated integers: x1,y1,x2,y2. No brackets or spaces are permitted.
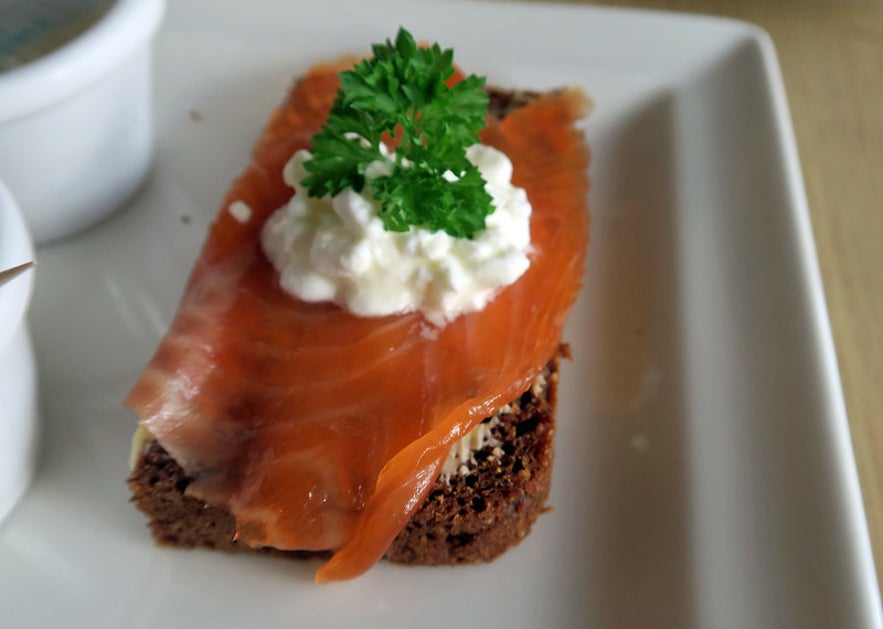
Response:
2,1,881,627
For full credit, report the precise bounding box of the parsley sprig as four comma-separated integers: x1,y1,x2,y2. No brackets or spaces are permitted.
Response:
301,28,493,239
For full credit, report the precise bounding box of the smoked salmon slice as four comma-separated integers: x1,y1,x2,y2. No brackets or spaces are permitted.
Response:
126,60,590,582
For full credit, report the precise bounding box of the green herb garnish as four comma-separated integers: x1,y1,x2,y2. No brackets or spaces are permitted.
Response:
301,27,493,239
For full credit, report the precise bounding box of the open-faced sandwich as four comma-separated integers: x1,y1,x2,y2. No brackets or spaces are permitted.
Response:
127,28,590,582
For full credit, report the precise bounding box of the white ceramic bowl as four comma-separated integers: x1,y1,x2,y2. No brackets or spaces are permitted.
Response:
0,180,38,524
0,0,165,244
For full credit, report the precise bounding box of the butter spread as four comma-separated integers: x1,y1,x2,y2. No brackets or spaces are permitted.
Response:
129,424,153,469
260,144,532,326
440,417,502,478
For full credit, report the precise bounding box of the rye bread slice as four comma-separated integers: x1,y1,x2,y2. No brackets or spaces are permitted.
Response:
127,87,564,567
128,354,559,566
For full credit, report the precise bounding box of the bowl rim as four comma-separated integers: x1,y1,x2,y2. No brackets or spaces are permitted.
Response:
0,0,165,121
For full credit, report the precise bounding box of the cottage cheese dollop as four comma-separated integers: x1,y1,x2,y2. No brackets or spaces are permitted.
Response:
261,144,532,325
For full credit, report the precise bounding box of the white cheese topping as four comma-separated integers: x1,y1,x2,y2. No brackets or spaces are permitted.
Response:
260,144,532,325
228,200,253,223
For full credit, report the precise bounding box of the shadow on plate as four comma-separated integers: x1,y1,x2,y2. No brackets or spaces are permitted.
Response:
555,88,694,628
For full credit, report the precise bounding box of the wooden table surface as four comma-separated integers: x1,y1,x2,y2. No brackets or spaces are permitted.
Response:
541,0,883,596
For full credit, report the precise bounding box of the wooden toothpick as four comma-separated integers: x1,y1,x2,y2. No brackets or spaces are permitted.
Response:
0,261,35,288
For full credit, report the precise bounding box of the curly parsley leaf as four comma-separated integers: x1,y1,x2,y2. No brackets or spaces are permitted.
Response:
300,27,493,239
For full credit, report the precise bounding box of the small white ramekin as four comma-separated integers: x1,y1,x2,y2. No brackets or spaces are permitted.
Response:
0,180,38,524
0,0,165,244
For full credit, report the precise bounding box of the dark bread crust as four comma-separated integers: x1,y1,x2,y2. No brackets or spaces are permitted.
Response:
127,87,564,568
128,355,560,566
